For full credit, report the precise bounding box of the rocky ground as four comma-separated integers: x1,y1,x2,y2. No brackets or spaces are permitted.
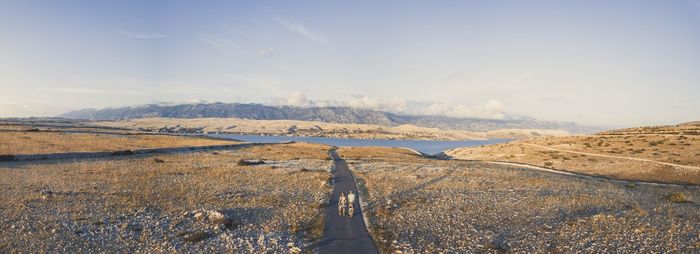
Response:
446,133,700,185
0,143,332,253
0,128,238,155
95,117,570,141
3,119,699,253
343,148,700,253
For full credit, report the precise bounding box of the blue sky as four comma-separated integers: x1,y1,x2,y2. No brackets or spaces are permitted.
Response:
1,1,699,126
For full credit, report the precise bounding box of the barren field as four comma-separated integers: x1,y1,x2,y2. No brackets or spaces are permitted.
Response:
0,131,238,155
446,133,700,185
338,146,425,162
0,142,332,253
340,147,700,253
3,118,699,253
95,117,570,140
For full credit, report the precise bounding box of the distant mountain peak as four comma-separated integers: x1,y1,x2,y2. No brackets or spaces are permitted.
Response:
59,102,600,133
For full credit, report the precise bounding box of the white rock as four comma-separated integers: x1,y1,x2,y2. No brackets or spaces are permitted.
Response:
208,211,225,221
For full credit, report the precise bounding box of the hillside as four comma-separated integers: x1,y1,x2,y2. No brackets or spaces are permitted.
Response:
94,117,571,141
598,121,700,135
446,121,700,185
60,103,598,133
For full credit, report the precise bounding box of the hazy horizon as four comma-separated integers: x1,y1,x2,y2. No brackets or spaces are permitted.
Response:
2,1,700,127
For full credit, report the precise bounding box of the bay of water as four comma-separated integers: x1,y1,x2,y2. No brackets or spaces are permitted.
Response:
208,134,510,155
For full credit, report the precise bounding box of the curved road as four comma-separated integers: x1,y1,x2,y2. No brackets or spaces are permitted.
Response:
318,149,378,254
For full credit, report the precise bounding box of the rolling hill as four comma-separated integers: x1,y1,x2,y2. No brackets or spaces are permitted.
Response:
60,103,599,133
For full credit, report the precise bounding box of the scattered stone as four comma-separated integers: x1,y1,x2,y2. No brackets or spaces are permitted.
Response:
181,231,210,243
289,246,302,253
208,211,225,221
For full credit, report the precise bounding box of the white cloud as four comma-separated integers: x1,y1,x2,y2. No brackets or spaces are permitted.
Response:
343,95,406,112
345,95,379,109
121,30,165,39
40,87,146,96
384,98,408,112
0,98,68,117
270,92,503,119
272,92,408,113
276,18,329,43
282,92,310,107
258,48,274,57
420,99,505,119
199,34,240,52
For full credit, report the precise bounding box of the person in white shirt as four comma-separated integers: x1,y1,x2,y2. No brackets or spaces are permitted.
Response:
338,192,347,216
347,191,356,205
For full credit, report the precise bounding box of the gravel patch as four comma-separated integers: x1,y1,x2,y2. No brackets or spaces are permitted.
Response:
0,150,332,252
350,159,700,253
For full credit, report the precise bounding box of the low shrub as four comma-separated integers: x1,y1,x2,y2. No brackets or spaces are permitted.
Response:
0,155,17,162
667,192,689,203
180,231,210,242
237,159,265,166
111,150,135,156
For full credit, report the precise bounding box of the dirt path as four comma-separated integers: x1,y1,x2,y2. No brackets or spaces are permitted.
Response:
318,148,378,254
524,143,700,171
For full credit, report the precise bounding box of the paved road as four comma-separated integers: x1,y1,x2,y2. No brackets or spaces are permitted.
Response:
318,148,378,254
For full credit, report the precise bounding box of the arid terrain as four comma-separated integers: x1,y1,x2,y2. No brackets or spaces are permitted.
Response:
0,120,333,252
4,0,698,252
95,117,570,141
446,122,700,185
0,131,239,155
1,119,698,253
341,147,699,253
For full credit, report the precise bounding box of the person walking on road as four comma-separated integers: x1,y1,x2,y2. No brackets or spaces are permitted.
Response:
348,203,354,218
347,191,356,218
338,192,347,216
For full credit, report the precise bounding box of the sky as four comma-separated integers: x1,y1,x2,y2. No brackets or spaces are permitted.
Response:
1,0,699,127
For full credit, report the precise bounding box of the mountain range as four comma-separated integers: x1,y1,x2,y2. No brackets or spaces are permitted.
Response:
60,103,600,133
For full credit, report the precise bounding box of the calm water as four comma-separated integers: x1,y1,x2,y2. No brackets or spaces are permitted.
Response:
207,134,510,155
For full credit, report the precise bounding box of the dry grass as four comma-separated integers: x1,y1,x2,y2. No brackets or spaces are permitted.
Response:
0,121,142,134
96,118,488,140
524,135,700,166
599,122,700,136
243,142,331,160
347,158,700,253
96,117,570,140
0,142,332,251
0,150,323,218
667,192,690,203
0,131,238,155
0,124,33,131
447,134,700,185
338,146,426,163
